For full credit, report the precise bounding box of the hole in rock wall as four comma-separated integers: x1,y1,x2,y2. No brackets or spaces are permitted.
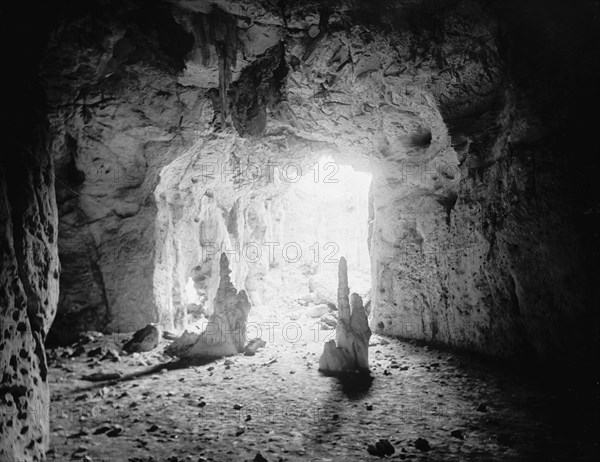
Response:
153,150,372,340
253,156,372,325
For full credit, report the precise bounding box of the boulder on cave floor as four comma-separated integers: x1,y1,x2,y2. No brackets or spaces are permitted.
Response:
320,312,338,329
244,338,267,356
166,253,251,359
306,303,330,318
318,257,371,374
123,324,161,353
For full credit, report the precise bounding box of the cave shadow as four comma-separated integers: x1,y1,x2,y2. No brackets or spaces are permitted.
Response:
68,356,220,393
325,371,375,399
306,372,375,447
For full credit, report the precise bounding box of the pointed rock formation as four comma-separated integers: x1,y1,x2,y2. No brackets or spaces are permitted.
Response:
319,257,371,374
165,253,251,358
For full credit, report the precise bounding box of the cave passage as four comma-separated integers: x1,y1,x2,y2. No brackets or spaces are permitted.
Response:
2,0,599,460
183,156,373,352
246,157,372,317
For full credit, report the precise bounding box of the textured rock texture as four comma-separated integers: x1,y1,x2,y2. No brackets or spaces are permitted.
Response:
0,101,59,462
165,253,251,358
42,0,290,337
0,2,60,458
365,2,599,363
3,0,597,458
319,257,371,373
40,0,599,366
152,143,287,332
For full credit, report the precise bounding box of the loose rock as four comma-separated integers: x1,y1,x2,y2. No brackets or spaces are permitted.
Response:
367,439,395,457
244,338,266,356
450,430,464,440
105,425,123,437
306,303,330,318
414,438,430,451
123,324,161,353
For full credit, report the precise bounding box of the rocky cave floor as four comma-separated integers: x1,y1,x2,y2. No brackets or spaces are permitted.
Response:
45,309,597,462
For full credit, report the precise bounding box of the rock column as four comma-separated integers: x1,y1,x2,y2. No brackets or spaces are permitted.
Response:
166,253,251,358
319,257,371,374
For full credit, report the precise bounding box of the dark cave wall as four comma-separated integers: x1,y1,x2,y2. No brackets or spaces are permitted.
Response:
0,150,59,462
0,4,60,458
457,0,600,362
45,0,202,341
368,0,600,365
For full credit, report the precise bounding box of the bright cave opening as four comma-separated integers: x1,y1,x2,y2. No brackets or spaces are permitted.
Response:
179,156,373,342
255,157,372,320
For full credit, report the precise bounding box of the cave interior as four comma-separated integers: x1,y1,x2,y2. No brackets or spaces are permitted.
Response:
1,0,599,461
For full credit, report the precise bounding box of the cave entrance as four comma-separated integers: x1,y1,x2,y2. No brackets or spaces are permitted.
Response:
246,156,372,342
154,148,373,347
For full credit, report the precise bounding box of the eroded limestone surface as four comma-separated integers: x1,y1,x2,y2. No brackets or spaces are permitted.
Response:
3,0,599,458
166,254,251,358
0,145,59,459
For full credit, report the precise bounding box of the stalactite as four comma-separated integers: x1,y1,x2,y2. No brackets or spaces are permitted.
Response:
192,8,238,127
213,9,237,127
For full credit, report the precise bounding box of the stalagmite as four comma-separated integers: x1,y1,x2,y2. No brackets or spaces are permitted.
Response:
166,253,251,358
319,257,371,374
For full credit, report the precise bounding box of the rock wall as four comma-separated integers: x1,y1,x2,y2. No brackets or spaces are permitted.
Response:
43,0,292,339
369,129,588,361
0,99,59,462
369,2,599,364
1,2,60,457
1,0,596,458
40,0,598,365
152,139,285,330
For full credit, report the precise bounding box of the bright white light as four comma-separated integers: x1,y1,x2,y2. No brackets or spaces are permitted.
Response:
294,156,371,199
251,156,372,337
183,276,201,305
287,156,372,273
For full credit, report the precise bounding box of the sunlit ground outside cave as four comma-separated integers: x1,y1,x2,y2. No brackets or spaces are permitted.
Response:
1,0,599,462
